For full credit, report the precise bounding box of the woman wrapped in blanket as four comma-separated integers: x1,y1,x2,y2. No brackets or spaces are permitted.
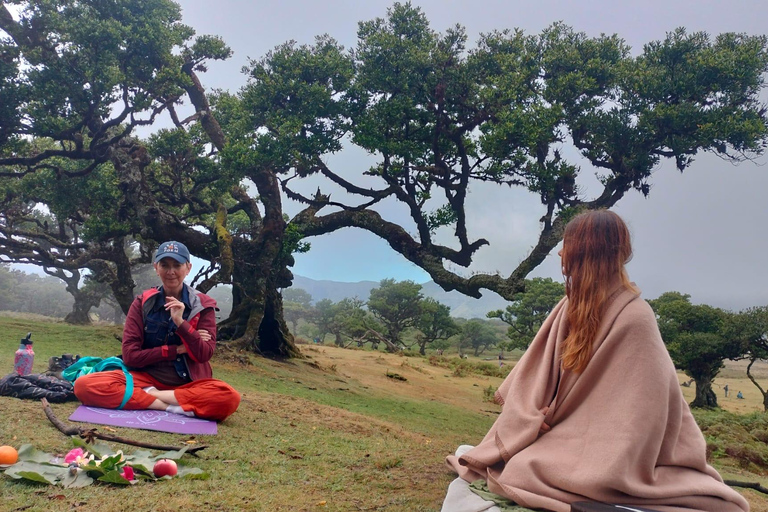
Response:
442,211,748,512
74,241,241,421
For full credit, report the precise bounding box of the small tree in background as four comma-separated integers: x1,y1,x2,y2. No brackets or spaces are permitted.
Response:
488,277,565,353
318,297,385,349
367,279,424,350
334,298,371,348
314,299,337,343
727,306,768,410
282,288,314,335
414,298,460,355
461,319,500,357
649,292,742,408
283,288,313,307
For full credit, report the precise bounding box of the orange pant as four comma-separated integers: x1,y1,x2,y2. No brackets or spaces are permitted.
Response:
74,370,240,422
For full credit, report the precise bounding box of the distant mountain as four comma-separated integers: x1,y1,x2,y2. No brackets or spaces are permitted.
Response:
291,275,379,304
289,275,509,319
418,281,509,319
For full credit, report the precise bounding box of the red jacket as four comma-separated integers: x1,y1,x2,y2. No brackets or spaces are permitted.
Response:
121,285,218,381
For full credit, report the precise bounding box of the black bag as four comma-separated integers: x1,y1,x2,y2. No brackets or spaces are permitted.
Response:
0,373,77,402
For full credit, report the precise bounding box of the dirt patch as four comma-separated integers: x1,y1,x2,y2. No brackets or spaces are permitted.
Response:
302,345,503,416
239,392,424,442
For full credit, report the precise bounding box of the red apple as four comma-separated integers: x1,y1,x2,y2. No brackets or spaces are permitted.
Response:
152,458,178,478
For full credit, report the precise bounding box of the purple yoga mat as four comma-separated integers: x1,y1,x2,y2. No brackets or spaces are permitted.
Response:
69,406,218,435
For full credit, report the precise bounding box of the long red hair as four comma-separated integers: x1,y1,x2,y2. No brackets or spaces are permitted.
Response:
560,210,637,373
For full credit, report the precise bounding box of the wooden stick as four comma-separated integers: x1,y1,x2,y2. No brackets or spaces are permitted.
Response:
41,398,207,456
724,480,768,495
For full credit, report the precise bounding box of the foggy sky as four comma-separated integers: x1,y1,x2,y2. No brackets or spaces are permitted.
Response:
174,0,768,310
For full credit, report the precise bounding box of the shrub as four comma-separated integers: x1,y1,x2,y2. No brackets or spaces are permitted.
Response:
694,409,768,469
428,355,510,378
724,445,766,469
750,430,768,444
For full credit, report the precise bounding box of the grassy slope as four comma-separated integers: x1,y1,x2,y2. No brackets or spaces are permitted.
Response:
0,315,766,511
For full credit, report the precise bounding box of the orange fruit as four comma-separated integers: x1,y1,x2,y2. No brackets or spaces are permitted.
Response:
0,445,18,465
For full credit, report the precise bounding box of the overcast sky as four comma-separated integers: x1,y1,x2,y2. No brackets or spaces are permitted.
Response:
171,0,768,310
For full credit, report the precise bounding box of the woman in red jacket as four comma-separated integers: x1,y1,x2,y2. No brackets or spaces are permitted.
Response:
74,241,241,421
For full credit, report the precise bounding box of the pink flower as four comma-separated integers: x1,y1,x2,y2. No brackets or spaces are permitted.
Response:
64,448,84,464
120,465,135,481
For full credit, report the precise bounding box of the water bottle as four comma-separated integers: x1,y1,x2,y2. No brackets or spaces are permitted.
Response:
13,332,34,376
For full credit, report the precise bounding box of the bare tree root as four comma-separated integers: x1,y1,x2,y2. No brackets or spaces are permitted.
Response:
41,398,207,457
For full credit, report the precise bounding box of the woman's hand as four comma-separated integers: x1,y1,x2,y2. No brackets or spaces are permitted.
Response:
164,296,185,326
175,330,209,356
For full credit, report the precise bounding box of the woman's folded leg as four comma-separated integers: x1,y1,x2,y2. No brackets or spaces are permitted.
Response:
75,372,240,420
73,370,157,410
172,379,241,421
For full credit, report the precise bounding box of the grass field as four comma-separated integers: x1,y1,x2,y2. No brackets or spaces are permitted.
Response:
1,314,768,511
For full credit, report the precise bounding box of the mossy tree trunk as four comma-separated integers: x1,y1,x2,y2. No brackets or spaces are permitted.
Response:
213,169,301,359
64,294,95,325
691,374,719,408
50,268,100,325
217,255,300,358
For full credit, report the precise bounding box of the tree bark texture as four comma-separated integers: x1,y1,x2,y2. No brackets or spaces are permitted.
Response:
691,375,719,408
64,296,94,325
60,270,99,325
216,239,300,358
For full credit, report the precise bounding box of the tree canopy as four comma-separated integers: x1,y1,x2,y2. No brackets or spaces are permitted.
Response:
367,278,424,348
415,297,459,355
488,277,565,351
649,291,742,408
0,264,71,317
460,319,501,357
282,288,314,335
1,1,767,356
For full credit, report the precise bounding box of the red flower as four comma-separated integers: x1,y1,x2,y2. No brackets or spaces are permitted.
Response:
120,465,135,481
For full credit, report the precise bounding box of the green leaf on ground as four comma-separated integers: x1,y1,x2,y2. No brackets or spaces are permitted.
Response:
17,444,54,463
152,446,189,461
60,470,94,488
71,437,112,458
177,466,210,480
5,461,70,485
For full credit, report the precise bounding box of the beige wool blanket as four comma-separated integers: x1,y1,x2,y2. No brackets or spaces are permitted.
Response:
446,285,748,512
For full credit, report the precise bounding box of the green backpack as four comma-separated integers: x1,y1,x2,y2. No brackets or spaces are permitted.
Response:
62,356,134,409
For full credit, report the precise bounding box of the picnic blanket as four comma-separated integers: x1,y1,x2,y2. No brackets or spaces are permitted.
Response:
69,406,217,435
446,284,748,512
